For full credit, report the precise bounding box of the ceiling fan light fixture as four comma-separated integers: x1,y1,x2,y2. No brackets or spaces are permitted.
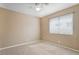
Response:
36,7,41,11
35,3,49,12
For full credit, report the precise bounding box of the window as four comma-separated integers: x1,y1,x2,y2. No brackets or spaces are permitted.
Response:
49,13,73,35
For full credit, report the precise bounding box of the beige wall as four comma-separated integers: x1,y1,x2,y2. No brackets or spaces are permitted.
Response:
40,4,79,50
0,7,40,48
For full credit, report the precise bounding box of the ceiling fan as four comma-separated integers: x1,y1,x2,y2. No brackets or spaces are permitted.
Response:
34,3,49,11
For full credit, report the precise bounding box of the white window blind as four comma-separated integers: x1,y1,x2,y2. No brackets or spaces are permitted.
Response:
49,13,73,35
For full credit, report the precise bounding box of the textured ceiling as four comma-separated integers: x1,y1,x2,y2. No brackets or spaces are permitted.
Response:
0,3,78,17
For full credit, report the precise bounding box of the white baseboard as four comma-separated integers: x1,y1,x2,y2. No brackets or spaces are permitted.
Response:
42,39,79,53
59,44,79,53
0,40,39,51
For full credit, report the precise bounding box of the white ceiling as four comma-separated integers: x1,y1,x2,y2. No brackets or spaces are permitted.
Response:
0,3,78,17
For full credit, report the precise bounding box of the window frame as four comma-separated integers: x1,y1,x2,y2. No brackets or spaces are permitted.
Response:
48,12,74,35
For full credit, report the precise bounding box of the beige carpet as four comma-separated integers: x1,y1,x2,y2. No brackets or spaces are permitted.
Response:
0,41,79,55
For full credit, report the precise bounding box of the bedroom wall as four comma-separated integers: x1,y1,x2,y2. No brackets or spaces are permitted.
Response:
40,4,79,51
0,7,40,48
